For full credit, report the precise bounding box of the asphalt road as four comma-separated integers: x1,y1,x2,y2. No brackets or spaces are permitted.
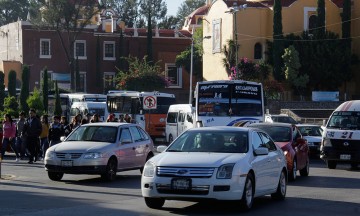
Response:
0,156,359,216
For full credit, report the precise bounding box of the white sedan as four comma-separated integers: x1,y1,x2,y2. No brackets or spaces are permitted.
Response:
141,127,287,210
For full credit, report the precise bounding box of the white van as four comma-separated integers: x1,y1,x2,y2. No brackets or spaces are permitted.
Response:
321,100,360,169
165,104,194,143
70,102,109,122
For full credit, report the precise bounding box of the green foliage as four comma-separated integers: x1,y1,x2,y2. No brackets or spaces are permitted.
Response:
0,0,33,26
229,58,270,83
2,96,19,118
158,15,181,29
0,72,5,111
26,87,44,114
20,65,30,112
176,0,206,28
316,0,326,38
8,70,17,97
42,67,49,112
139,0,167,28
105,0,138,28
116,56,169,91
54,81,62,116
273,0,284,81
263,80,284,100
222,40,238,76
283,46,308,98
175,27,203,80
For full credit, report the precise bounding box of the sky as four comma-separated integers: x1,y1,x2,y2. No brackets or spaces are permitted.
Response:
165,0,185,16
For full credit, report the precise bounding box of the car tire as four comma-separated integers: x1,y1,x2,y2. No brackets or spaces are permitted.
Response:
144,197,165,209
326,160,337,169
48,171,64,181
350,163,358,169
289,159,297,181
101,158,117,181
169,134,173,144
300,157,310,177
271,170,287,200
140,153,154,174
240,173,254,211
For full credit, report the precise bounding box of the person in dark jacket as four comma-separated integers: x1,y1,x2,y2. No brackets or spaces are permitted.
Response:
48,115,64,147
24,108,42,164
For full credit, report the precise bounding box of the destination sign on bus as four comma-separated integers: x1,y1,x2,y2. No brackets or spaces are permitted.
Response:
199,83,261,100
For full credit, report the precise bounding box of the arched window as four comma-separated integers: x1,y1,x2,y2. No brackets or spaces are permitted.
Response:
308,15,317,34
197,17,203,25
254,43,262,60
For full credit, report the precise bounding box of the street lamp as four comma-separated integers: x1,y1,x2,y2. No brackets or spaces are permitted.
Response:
225,4,247,67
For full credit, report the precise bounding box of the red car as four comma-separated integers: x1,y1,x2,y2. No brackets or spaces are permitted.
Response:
248,123,309,181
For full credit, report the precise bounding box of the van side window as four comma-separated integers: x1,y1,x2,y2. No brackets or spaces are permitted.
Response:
187,113,193,123
167,112,177,123
179,112,185,123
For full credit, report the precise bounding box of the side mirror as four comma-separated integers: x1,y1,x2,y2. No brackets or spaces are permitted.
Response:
254,147,269,156
60,136,66,142
156,145,167,153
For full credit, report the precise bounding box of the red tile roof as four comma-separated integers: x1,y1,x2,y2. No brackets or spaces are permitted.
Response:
223,0,344,8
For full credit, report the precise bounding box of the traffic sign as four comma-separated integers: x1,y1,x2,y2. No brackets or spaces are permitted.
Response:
143,96,157,109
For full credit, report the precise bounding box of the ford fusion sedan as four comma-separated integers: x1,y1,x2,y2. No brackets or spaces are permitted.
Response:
141,127,287,210
248,123,310,181
45,123,154,181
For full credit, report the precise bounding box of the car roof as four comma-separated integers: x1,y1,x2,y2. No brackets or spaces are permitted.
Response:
81,122,136,127
249,122,294,127
188,126,254,132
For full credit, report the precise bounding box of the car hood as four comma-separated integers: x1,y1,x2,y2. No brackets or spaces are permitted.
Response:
151,152,246,167
50,141,111,152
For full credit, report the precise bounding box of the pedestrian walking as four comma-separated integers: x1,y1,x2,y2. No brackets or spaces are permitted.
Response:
24,109,42,164
119,114,126,123
16,111,27,160
64,114,81,136
106,113,116,122
39,115,49,160
1,114,19,161
90,114,101,123
48,115,64,147
124,114,132,123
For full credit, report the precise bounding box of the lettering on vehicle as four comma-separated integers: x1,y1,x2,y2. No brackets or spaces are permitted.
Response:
206,118,215,123
341,131,353,139
200,85,228,91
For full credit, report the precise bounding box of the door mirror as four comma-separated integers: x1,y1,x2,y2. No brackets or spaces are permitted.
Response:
60,136,66,142
157,145,167,153
254,147,269,156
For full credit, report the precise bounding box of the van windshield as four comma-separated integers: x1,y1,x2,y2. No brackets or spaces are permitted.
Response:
327,111,360,130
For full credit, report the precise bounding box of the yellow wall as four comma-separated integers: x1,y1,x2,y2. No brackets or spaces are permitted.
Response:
2,61,22,88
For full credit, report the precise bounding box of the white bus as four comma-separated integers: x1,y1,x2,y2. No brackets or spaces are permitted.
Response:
194,80,264,127
63,93,107,106
70,102,108,122
107,91,176,140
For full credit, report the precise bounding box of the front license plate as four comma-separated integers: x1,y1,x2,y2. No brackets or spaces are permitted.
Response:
340,154,351,160
171,178,191,190
61,160,73,167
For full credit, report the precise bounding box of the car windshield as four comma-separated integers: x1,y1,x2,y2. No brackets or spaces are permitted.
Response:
167,131,249,153
252,125,291,142
298,126,323,136
66,125,118,143
327,111,360,130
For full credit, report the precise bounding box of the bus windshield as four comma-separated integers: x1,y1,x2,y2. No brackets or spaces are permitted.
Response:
197,82,263,117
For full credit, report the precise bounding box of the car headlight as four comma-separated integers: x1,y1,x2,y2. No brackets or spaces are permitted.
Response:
45,151,56,159
83,153,104,159
143,161,156,177
283,150,288,156
322,138,332,147
217,164,234,179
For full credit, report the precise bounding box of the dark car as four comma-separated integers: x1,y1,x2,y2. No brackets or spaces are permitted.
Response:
247,123,309,181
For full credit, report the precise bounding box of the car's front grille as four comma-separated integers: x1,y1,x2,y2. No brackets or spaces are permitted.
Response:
157,167,214,178
330,139,360,151
156,184,210,195
56,153,83,159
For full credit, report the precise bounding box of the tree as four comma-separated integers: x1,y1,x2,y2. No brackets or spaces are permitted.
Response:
158,15,181,29
283,45,308,100
2,96,19,118
96,36,103,93
176,0,206,27
0,72,5,111
105,0,138,28
20,65,30,112
342,0,352,95
176,27,203,80
42,67,49,113
33,0,102,91
316,0,326,39
7,70,17,97
26,87,44,114
273,0,284,81
54,81,62,116
116,56,169,91
0,0,30,26
75,57,80,92
222,40,238,76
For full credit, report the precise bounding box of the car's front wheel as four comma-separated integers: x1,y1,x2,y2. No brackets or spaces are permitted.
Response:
300,157,310,176
240,173,254,211
289,159,297,181
144,197,165,209
48,171,64,181
326,160,337,169
271,170,287,200
101,158,117,181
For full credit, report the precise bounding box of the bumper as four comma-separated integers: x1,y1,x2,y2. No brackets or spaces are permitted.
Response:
320,146,360,163
141,175,246,201
45,158,108,174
